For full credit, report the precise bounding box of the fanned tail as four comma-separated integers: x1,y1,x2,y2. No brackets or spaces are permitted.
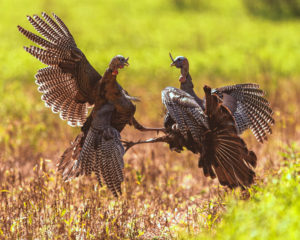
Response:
199,86,257,188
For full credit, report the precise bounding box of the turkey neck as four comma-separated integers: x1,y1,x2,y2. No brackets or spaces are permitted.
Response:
101,68,118,90
180,71,204,109
95,68,121,107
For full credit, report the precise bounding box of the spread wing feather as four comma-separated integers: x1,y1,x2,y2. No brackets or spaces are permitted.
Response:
161,86,256,188
161,87,208,143
212,83,274,142
96,131,125,197
57,104,124,197
18,13,102,127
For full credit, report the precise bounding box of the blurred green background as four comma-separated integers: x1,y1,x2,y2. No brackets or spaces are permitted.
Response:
1,0,300,178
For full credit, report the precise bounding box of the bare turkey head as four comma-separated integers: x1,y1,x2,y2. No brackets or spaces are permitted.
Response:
109,55,129,75
169,53,189,83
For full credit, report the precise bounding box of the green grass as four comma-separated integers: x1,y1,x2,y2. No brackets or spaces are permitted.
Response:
3,0,300,86
178,143,300,240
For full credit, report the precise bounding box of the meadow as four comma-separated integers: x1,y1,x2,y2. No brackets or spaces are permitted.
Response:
0,0,299,239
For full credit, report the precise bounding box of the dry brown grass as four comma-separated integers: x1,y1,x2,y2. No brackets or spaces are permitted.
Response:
0,79,299,239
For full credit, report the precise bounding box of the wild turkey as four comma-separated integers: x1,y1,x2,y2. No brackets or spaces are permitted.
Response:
124,54,274,188
18,13,163,196
168,54,275,142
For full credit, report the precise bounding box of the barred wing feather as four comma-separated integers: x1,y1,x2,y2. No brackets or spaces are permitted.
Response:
212,83,274,143
18,13,102,127
57,104,124,197
161,87,208,144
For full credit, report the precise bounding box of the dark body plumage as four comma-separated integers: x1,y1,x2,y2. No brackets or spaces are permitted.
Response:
163,56,275,187
160,85,257,188
59,67,137,197
163,56,274,187
125,55,274,188
18,13,162,196
169,56,274,143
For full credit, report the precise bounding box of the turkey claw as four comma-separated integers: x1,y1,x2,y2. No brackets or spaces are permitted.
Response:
121,140,136,152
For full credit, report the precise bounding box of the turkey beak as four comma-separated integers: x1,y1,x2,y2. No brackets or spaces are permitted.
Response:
124,57,129,66
169,52,175,67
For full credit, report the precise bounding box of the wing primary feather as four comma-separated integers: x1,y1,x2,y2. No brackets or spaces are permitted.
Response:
19,13,102,126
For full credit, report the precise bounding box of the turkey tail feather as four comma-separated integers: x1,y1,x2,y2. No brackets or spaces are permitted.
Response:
200,86,257,188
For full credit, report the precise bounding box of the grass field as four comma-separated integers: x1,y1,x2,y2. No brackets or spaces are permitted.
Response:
0,0,300,239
